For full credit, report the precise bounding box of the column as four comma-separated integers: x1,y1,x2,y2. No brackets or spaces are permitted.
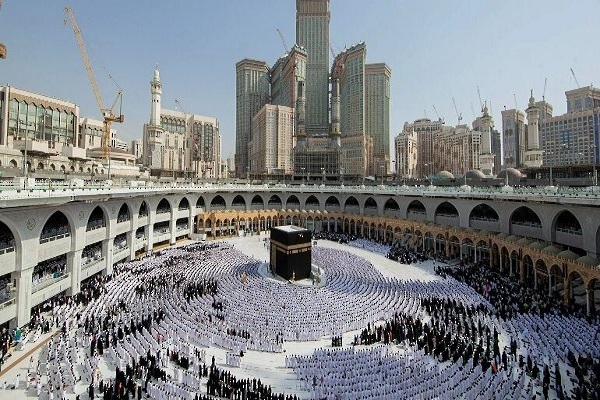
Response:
170,212,176,245
519,261,525,284
548,274,553,296
14,268,33,328
533,269,538,290
126,231,134,262
66,249,82,296
147,222,154,255
499,252,503,272
587,288,594,316
509,258,514,276
103,238,114,275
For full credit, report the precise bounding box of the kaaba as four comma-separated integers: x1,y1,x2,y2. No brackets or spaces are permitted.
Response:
270,225,312,280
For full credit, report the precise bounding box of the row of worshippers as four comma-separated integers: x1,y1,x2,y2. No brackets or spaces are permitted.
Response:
386,243,428,264
207,366,299,400
436,262,581,319
435,262,600,398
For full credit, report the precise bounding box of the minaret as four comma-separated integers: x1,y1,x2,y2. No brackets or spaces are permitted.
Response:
524,90,543,168
329,77,341,148
150,65,162,126
478,102,495,175
144,66,164,170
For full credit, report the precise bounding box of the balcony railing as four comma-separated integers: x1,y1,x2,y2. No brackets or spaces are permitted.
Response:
32,272,69,293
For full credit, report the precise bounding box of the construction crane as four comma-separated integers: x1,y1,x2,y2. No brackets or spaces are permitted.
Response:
570,68,581,88
477,86,483,110
513,93,518,110
432,105,443,122
452,97,462,125
0,0,6,59
276,28,289,53
542,77,548,101
64,6,124,165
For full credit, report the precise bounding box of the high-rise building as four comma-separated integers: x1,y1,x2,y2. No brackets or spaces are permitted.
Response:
540,86,600,168
472,104,495,175
337,43,366,137
395,118,484,178
271,46,307,109
501,109,526,168
131,139,143,162
248,104,295,176
235,59,270,177
296,0,330,135
394,129,418,178
143,67,221,179
365,63,391,175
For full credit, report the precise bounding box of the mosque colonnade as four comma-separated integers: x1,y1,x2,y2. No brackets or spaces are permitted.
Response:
0,189,599,328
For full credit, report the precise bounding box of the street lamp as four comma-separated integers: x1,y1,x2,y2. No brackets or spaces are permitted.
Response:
391,160,396,183
300,167,305,184
321,167,325,184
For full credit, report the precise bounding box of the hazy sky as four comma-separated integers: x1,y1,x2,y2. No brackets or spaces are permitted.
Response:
1,1,599,160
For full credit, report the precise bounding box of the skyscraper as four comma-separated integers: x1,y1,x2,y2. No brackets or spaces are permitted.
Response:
501,109,526,168
296,0,330,135
365,63,392,175
235,59,270,178
338,43,366,137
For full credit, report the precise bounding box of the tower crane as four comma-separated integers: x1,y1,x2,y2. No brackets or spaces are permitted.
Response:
276,28,289,53
570,68,581,88
452,97,462,125
542,77,548,102
64,6,124,166
432,105,443,123
0,0,6,59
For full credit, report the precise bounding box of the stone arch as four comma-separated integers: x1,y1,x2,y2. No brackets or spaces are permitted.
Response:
534,258,548,292
210,195,226,210
364,197,378,211
178,197,190,211
325,196,341,211
86,206,106,231
384,198,399,211
196,196,206,208
0,220,17,254
469,203,499,221
435,201,459,217
587,278,600,315
232,195,246,210
522,254,534,287
286,195,300,210
9,159,17,168
117,203,131,223
305,195,320,210
40,211,71,243
552,210,582,242
407,200,426,221
344,196,360,213
156,198,171,214
139,201,149,217
510,206,542,229
268,195,282,209
568,270,586,310
251,195,265,210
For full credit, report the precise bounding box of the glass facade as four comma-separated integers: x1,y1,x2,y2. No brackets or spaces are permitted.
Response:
8,99,75,145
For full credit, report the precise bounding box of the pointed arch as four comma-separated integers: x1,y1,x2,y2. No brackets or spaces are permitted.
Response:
305,195,320,210
86,206,106,231
178,197,190,211
210,195,226,210
268,195,282,209
40,211,71,243
156,198,171,214
232,195,246,210
286,195,300,210
117,203,131,224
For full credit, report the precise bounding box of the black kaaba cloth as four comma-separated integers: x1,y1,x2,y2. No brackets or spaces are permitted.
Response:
270,225,312,280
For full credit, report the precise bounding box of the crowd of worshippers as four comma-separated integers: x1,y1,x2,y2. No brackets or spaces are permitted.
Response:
207,365,299,400
436,262,582,319
386,243,428,264
0,230,14,251
32,255,66,282
312,231,356,244
331,335,343,347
